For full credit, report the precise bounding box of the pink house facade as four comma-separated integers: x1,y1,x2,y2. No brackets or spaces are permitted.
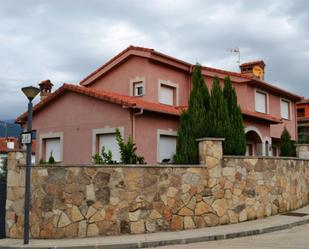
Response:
16,46,302,164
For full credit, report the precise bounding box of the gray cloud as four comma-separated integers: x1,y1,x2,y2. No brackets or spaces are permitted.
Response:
0,0,308,120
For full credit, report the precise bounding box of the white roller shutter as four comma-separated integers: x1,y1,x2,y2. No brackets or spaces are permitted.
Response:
159,85,174,105
255,91,267,113
99,133,120,162
45,138,61,162
159,135,176,163
281,100,289,119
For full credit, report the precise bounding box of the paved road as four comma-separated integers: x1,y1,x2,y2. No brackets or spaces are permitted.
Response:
149,224,309,249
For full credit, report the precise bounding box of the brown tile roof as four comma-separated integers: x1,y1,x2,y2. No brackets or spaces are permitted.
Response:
241,109,281,124
16,83,283,125
79,45,302,101
15,84,182,124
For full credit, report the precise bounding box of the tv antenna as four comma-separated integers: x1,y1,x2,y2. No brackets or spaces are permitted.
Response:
230,47,240,65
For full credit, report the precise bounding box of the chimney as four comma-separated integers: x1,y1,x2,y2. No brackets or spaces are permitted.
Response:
240,60,265,80
39,79,54,101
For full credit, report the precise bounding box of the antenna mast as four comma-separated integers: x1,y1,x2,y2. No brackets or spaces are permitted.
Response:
230,47,240,65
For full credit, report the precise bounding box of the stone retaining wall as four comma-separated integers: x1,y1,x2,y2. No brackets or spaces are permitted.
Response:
5,150,309,238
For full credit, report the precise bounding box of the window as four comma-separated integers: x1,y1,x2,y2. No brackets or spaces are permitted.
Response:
44,138,61,162
159,85,174,105
133,82,144,96
159,135,176,163
98,133,120,162
297,108,305,117
92,127,123,163
130,77,145,97
39,132,63,163
281,99,290,119
255,91,267,113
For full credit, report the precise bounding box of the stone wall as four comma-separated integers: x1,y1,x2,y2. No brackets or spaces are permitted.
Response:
5,150,309,239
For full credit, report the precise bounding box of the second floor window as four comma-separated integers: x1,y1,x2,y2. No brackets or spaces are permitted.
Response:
133,82,144,96
255,91,267,113
281,99,290,119
159,85,174,105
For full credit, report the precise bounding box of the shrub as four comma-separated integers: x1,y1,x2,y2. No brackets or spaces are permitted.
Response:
280,127,296,157
115,128,145,164
48,151,56,164
92,146,117,164
0,158,7,183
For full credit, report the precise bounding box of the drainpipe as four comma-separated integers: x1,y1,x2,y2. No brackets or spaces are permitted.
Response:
132,108,143,141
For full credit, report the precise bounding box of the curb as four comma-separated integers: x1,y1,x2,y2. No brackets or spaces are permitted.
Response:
2,217,309,249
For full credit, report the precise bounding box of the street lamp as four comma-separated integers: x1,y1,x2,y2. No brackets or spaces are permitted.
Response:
21,86,40,245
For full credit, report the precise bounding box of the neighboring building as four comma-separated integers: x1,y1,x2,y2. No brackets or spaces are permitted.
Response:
16,46,302,164
0,137,18,172
296,99,309,141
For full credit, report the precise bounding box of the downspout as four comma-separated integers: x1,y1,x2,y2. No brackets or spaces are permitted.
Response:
123,104,144,141
132,108,143,141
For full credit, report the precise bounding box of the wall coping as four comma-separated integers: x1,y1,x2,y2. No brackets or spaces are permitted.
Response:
196,137,225,142
223,155,305,160
17,163,208,168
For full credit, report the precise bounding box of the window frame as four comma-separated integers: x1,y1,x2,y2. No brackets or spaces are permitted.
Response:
255,89,268,114
130,77,146,97
280,98,291,120
92,126,124,162
156,129,177,163
158,79,179,106
39,132,64,163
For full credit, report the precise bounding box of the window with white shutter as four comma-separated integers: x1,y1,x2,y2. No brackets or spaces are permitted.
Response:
255,91,267,113
281,99,290,119
159,85,174,105
45,138,61,162
98,133,120,162
159,135,176,163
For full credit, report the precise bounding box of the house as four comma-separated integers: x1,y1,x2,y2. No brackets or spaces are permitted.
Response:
0,137,36,170
296,99,309,140
16,46,302,164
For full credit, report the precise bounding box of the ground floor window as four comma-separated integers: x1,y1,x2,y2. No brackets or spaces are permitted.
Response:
97,133,120,162
44,137,61,162
157,129,177,163
92,127,124,163
39,132,63,163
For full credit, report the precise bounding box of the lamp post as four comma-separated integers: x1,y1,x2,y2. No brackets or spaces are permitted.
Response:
21,86,40,245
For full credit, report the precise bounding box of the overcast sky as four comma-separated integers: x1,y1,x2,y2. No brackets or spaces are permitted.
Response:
1,0,309,120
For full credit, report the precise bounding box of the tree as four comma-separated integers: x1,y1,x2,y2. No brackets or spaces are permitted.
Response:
208,77,230,146
280,127,296,157
175,64,210,164
223,76,246,155
174,111,198,164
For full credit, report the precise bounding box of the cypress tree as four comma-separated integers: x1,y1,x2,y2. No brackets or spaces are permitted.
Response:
174,111,198,164
175,64,210,164
209,77,229,136
223,76,246,155
209,77,230,153
280,127,296,157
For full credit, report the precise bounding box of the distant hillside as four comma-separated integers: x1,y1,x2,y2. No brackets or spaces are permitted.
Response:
0,120,22,138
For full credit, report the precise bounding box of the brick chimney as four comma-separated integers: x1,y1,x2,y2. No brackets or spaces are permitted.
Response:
39,79,53,101
240,60,265,80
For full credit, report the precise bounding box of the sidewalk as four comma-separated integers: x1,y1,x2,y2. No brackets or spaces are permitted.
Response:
1,205,309,249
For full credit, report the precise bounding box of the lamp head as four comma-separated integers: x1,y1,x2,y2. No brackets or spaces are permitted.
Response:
21,86,40,101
